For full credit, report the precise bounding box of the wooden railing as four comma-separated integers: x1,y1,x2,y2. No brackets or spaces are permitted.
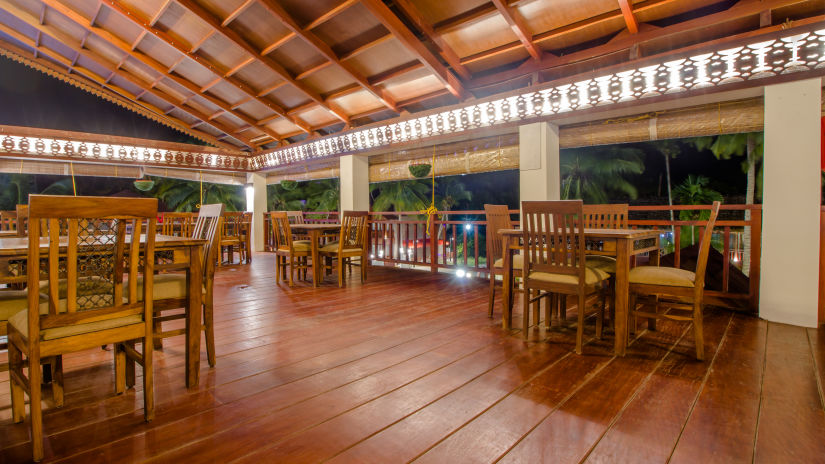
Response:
263,205,762,311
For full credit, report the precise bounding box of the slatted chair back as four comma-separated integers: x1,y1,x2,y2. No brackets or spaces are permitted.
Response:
223,212,251,239
0,210,16,231
270,212,294,251
582,204,628,229
286,211,305,224
484,204,513,267
27,195,157,344
338,211,369,250
161,212,194,236
15,204,27,237
192,204,224,283
693,201,721,292
521,200,586,284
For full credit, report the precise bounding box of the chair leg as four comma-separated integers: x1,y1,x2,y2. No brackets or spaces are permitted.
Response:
29,351,44,461
560,295,568,323
8,341,25,423
693,302,705,361
152,317,163,350
488,271,496,318
275,254,281,282
544,292,552,329
338,257,344,287
575,292,585,355
522,283,530,339
628,293,637,341
125,340,136,388
360,256,367,283
115,343,126,394
143,333,154,421
204,298,216,367
596,289,605,340
532,290,540,329
288,256,295,287
51,355,64,407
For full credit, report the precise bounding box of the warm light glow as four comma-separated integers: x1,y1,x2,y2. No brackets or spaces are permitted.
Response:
245,186,254,212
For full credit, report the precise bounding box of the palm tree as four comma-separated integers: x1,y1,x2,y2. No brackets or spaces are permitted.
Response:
0,174,34,209
560,147,644,203
370,179,431,215
436,178,472,211
151,177,244,212
673,175,723,245
694,132,763,274
657,141,680,224
267,183,305,211
304,179,340,212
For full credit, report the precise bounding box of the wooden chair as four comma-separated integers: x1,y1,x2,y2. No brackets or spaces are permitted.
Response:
15,204,27,237
628,201,721,360
484,204,523,318
139,204,224,367
0,210,16,231
286,210,311,241
221,212,252,264
271,211,311,286
160,212,194,237
581,204,629,323
521,200,610,353
7,195,157,461
320,211,369,287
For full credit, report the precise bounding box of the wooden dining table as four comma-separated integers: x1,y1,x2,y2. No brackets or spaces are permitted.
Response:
0,234,207,388
289,223,341,287
499,227,660,356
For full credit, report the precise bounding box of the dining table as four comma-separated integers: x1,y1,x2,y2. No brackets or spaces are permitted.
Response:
0,234,207,388
288,223,342,287
499,227,660,356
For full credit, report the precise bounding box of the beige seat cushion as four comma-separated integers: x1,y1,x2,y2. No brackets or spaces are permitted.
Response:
585,255,617,274
9,307,142,341
320,242,362,253
528,266,610,286
492,254,523,270
0,290,35,321
629,266,696,288
39,276,115,299
127,273,206,301
278,241,310,252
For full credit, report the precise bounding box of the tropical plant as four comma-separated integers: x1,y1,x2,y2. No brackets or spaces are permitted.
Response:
40,178,76,196
560,147,645,203
436,178,472,211
673,175,723,246
0,174,34,209
656,141,681,223
370,179,431,214
267,183,305,211
304,179,340,212
150,176,244,212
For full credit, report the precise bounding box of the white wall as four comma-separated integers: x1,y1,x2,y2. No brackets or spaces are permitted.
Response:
339,154,370,211
246,172,267,252
759,78,822,327
519,121,560,203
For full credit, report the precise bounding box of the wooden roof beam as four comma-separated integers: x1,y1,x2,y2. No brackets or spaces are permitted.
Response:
257,0,400,114
491,0,541,60
42,0,283,144
222,0,255,27
257,80,288,97
617,0,639,33
150,0,174,26
359,0,466,100
338,33,393,60
303,0,357,29
261,32,295,55
174,0,351,125
391,0,471,80
97,0,299,138
0,15,249,149
295,61,333,80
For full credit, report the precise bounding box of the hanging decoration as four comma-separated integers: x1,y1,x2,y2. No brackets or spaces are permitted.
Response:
70,162,77,196
418,146,438,236
133,167,155,191
408,163,431,178
281,180,298,190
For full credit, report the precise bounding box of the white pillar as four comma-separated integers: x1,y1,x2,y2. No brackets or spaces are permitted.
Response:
246,172,267,252
519,121,560,203
759,78,822,327
339,154,370,211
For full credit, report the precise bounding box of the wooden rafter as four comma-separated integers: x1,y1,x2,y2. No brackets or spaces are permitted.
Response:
359,0,466,100
222,0,255,27
304,0,357,29
40,0,282,145
491,0,541,60
468,0,814,89
0,28,239,149
256,0,401,113
391,0,471,80
173,0,351,125
617,0,639,33
99,0,314,135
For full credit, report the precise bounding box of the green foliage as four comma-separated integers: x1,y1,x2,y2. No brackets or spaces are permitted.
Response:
40,178,75,196
673,175,723,246
149,176,244,212
560,147,645,203
370,179,430,213
408,163,432,178
436,177,472,211
267,178,340,212
693,132,764,200
0,174,34,210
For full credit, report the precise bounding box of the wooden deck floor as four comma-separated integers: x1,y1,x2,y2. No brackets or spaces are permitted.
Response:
1,253,824,463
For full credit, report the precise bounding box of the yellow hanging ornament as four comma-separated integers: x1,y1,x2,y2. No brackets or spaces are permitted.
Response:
419,146,438,236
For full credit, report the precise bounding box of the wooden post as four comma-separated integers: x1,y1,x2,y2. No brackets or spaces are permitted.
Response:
749,208,762,313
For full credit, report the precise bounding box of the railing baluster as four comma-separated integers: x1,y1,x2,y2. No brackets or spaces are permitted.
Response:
723,226,731,292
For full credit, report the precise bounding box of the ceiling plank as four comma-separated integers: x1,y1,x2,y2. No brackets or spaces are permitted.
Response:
359,0,466,99
490,0,541,60
222,0,255,27
617,0,639,33
391,0,471,80
0,13,246,149
173,0,352,124
40,0,283,144
303,0,357,29
261,32,296,55
256,0,401,113
338,33,393,60
99,0,313,135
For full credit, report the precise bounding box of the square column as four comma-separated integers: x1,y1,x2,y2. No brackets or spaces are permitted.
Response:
519,121,561,203
246,172,267,252
759,78,822,327
340,154,370,211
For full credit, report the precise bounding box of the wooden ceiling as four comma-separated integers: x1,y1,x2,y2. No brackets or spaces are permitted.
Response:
0,0,822,153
